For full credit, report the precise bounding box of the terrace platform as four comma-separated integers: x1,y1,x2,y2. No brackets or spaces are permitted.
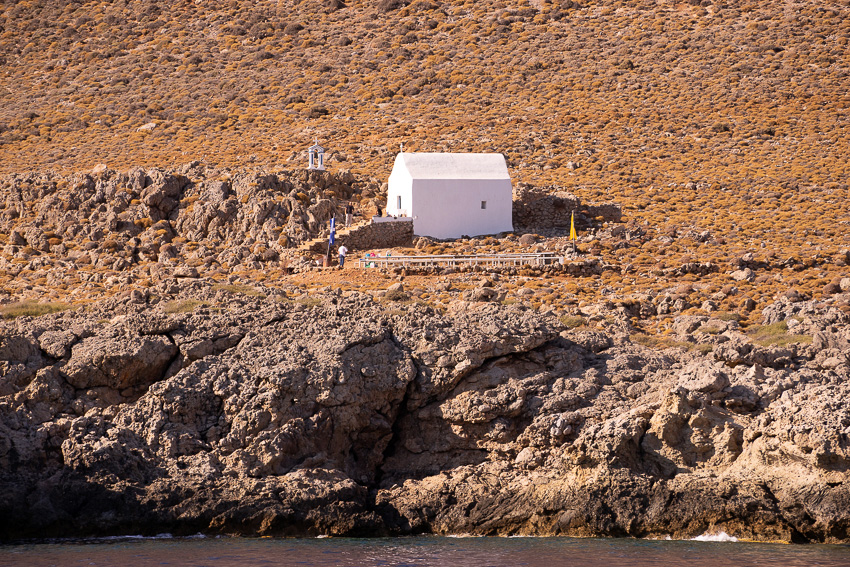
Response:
356,252,563,268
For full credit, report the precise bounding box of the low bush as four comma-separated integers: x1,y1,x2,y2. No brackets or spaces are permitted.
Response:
384,289,410,301
747,321,812,347
295,297,323,308
559,314,585,328
1,301,71,319
212,283,265,297
162,299,208,313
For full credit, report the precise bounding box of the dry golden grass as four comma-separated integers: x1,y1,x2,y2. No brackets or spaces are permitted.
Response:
1,1,848,197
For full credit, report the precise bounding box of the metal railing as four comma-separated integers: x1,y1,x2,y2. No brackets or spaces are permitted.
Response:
356,252,563,268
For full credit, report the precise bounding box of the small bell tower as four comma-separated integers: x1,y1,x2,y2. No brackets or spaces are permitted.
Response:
307,140,325,170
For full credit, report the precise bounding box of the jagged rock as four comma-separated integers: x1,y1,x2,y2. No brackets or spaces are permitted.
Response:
37,330,77,359
824,282,842,295
9,230,26,246
784,288,803,302
467,287,500,302
173,266,199,278
0,292,848,543
141,170,185,220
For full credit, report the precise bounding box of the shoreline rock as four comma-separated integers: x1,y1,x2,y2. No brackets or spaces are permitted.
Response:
1,286,848,543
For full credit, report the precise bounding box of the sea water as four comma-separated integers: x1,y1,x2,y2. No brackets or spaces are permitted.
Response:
2,535,849,567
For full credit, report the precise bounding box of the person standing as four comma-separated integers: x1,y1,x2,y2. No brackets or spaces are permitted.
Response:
345,203,354,227
338,243,348,268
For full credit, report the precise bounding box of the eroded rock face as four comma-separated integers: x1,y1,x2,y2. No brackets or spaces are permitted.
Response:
0,288,848,543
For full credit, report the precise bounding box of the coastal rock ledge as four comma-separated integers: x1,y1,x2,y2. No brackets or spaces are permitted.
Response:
1,286,849,543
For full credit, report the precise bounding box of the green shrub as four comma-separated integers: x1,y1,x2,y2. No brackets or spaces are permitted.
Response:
560,314,586,329
698,325,723,335
0,301,71,319
296,297,322,308
162,299,208,314
714,311,741,322
747,321,812,347
694,343,714,355
213,283,265,297
384,289,409,302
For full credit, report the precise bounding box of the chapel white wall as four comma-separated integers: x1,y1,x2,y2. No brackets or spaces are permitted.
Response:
411,178,513,239
387,157,413,217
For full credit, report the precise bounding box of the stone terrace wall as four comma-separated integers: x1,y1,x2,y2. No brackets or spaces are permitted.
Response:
512,185,622,230
304,220,413,254
586,203,623,222
341,219,413,252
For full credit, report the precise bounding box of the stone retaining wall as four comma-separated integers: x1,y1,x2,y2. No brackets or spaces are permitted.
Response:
512,185,622,230
586,203,623,222
304,219,413,254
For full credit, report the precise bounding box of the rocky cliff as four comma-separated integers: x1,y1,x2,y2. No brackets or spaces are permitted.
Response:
1,281,848,543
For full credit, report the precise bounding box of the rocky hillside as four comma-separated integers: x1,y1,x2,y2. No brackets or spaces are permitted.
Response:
0,164,371,262
2,0,849,317
1,284,848,542
1,164,848,329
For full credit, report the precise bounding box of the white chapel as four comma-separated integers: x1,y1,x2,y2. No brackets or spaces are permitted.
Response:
385,152,514,239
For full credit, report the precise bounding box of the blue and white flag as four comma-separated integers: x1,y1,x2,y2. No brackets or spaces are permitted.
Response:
329,217,336,245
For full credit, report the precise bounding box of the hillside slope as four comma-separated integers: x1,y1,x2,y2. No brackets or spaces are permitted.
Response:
1,0,848,194
2,1,849,309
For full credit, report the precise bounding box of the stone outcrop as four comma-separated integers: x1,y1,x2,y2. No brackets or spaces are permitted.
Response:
0,167,621,288
1,285,848,543
0,165,380,276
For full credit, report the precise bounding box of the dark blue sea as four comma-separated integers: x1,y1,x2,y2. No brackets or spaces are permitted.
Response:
2,536,849,567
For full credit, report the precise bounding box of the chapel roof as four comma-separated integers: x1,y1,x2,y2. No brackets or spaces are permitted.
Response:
394,152,510,180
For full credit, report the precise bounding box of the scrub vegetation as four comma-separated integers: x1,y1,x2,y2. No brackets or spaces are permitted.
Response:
1,0,848,194
0,301,71,319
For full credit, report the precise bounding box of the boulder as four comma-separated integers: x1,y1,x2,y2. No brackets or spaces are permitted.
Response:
730,268,754,282
519,233,538,248
677,361,729,394
37,330,77,359
61,335,177,391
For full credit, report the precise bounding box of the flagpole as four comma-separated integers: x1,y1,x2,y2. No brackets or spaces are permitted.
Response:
327,216,335,266
570,210,577,254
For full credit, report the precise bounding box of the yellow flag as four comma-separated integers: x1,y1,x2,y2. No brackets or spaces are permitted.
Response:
569,211,577,241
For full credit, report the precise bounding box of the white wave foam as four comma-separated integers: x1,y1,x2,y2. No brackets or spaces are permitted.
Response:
692,531,738,542
96,533,174,541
